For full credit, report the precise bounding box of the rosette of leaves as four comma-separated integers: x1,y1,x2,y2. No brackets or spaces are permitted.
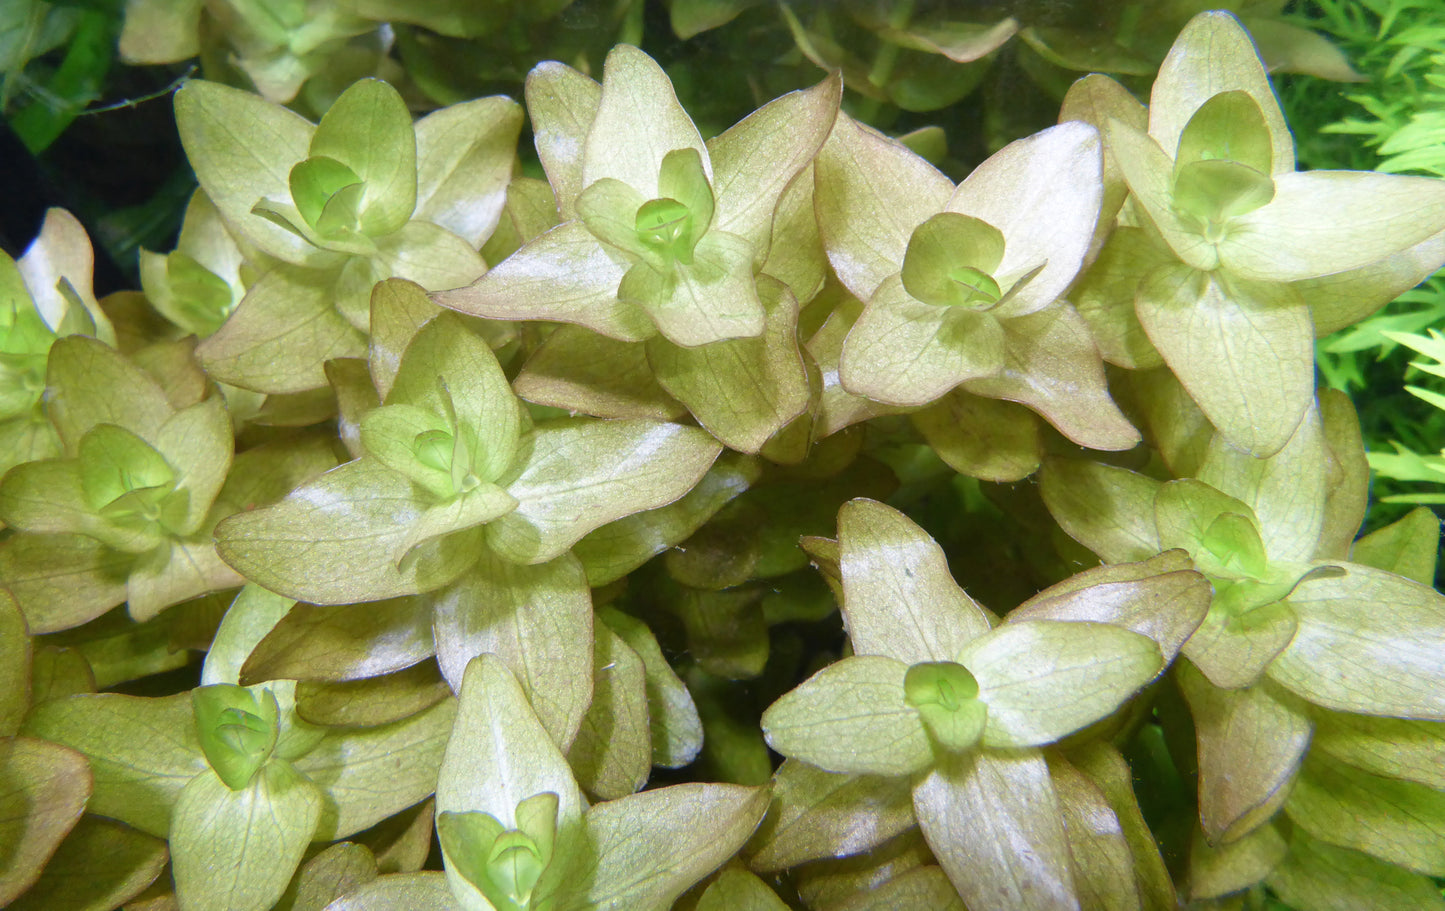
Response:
216,281,724,761
0,209,115,480
1073,10,1445,457
810,109,1140,460
118,0,385,109
1043,390,1445,873
172,75,520,393
758,498,1209,910
0,334,248,631
324,653,768,911
23,584,457,911
435,46,840,453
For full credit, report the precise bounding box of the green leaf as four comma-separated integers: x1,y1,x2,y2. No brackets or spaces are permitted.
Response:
1267,827,1445,911
45,335,173,451
275,841,379,911
241,596,435,685
904,662,987,754
899,212,1005,308
1154,478,1268,580
760,655,931,776
698,867,789,911
0,737,91,907
1187,820,1286,901
1148,11,1294,176
415,96,524,246
174,80,319,265
0,533,129,634
291,156,364,233
814,111,954,300
1183,593,1298,691
6,815,168,911
1220,171,1445,283
294,663,449,727
486,418,722,565
192,684,280,790
217,457,486,604
1136,264,1312,458
431,553,593,750
154,396,233,535
566,623,651,800
433,222,650,342
436,655,585,853
1287,751,1445,876
525,61,602,221
1067,743,1178,911
946,121,1102,318
1103,119,1218,272
319,872,460,911
582,45,709,202
388,311,521,487
549,782,769,911
294,697,457,840
840,273,1006,407
958,620,1162,748
1176,661,1310,845
1040,458,1164,564
912,390,1041,482
22,692,205,837
708,72,841,250
1270,562,1445,719
912,750,1078,911
310,79,418,238
0,591,29,736
1198,403,1326,567
171,761,324,911
1312,712,1445,791
621,228,765,347
837,498,992,664
368,279,443,402
599,608,703,769
648,274,809,452
1070,228,1170,370
197,265,367,394
747,759,914,872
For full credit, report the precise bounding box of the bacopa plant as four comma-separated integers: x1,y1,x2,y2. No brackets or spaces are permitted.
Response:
4,9,1445,911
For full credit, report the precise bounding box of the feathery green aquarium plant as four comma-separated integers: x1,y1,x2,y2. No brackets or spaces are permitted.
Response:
5,6,1445,911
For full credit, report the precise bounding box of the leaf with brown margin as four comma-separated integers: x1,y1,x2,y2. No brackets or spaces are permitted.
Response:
22,692,205,838
814,112,954,301
1287,751,1445,876
1047,754,1138,911
573,452,759,587
599,608,702,769
836,498,992,665
747,759,914,872
1311,712,1445,790
1186,820,1286,900
1059,74,1147,248
517,326,683,421
1349,507,1439,586
912,390,1041,483
430,553,592,750
1270,562,1445,719
0,737,92,906
296,697,457,841
8,816,167,911
912,750,1078,911
1177,662,1310,845
1066,742,1177,911
355,798,435,875
296,662,451,727
1009,551,1209,664
566,623,651,800
790,829,934,910
1039,459,1163,565
1316,388,1370,562
367,280,442,402
242,596,434,685
45,336,173,451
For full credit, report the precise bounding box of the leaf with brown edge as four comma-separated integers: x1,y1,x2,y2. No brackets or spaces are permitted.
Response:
241,596,435,685
0,737,92,906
